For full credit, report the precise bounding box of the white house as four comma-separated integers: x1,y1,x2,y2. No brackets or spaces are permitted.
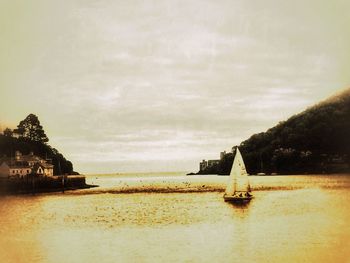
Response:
0,151,54,178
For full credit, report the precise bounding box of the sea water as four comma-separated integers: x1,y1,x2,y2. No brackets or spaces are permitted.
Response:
0,174,349,262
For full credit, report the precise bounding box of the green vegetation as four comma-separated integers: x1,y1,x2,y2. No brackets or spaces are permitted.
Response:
15,114,49,143
0,114,77,175
199,88,350,175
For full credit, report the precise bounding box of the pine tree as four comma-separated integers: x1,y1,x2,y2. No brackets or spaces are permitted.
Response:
15,114,49,143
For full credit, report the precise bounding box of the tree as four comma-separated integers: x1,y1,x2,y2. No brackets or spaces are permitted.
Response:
15,114,49,143
3,128,13,137
196,88,350,175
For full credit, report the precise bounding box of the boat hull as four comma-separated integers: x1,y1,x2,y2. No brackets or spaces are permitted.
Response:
223,194,253,203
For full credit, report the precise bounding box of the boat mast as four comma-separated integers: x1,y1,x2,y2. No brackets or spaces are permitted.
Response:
247,181,251,192
234,177,237,193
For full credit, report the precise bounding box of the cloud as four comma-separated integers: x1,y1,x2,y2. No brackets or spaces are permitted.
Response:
1,0,350,173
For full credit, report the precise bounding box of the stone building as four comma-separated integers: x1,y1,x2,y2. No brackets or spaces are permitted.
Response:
199,151,226,172
199,160,208,171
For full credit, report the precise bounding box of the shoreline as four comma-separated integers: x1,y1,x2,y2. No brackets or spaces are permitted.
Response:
0,175,98,196
191,173,350,176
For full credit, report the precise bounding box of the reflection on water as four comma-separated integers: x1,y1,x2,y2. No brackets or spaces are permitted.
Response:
0,174,349,262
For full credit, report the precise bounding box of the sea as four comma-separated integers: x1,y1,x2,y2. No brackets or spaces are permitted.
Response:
0,173,349,263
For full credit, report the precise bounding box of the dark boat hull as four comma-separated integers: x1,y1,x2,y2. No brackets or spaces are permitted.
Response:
223,194,253,203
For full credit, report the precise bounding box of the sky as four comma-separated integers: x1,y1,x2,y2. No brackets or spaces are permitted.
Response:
0,0,349,174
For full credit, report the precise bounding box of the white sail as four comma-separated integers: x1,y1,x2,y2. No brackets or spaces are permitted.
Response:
225,148,250,196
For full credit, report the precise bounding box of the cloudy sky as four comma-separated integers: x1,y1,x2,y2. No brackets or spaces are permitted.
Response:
1,0,349,173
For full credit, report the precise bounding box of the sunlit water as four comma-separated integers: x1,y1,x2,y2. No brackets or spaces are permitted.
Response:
0,174,350,263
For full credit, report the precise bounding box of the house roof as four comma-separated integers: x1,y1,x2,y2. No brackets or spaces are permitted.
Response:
18,155,42,162
0,160,31,168
10,165,31,169
41,162,54,168
0,153,53,169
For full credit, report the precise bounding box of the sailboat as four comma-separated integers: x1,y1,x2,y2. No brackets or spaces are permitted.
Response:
223,147,253,203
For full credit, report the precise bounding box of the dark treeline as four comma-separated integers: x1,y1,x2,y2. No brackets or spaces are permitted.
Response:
199,88,350,175
0,114,77,175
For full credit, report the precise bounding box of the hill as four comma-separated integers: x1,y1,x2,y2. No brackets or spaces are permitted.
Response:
198,88,350,175
0,114,77,175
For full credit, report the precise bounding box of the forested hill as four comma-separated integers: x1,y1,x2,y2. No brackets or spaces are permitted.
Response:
199,88,350,175
0,114,77,175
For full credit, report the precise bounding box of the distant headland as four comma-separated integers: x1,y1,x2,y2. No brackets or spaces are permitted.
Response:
192,88,350,175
